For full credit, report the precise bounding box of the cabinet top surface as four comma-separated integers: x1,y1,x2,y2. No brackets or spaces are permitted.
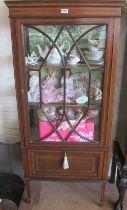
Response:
5,0,125,6
4,0,125,1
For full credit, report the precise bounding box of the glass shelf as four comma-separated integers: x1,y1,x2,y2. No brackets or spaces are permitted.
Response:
26,63,104,72
28,102,102,110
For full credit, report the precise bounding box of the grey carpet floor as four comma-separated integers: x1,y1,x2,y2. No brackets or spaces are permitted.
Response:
19,181,127,210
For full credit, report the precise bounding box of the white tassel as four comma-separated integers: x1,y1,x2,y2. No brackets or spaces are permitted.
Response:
63,152,69,169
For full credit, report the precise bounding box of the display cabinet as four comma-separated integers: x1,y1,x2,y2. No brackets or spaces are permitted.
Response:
5,0,124,204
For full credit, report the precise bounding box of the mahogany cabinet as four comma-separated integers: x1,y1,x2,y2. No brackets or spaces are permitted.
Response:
5,0,124,204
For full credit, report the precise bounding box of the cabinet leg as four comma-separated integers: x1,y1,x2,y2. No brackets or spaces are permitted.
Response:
100,183,106,206
23,180,31,203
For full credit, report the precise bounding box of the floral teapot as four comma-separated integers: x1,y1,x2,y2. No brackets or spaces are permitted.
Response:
36,44,68,65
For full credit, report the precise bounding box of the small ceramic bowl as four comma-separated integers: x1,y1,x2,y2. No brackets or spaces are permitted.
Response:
76,96,88,104
84,50,104,61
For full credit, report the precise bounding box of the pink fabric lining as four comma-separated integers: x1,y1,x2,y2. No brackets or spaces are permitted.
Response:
39,121,94,142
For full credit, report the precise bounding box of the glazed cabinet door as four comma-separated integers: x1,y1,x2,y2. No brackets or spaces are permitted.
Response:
16,18,113,146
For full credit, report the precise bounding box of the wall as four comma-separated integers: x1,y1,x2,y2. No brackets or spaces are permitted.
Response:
0,0,20,144
107,13,127,149
0,0,22,175
0,143,23,177
115,10,127,155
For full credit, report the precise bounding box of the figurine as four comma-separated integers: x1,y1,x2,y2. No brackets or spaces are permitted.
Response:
25,51,40,65
90,85,102,100
41,70,63,104
28,75,40,102
73,74,87,99
66,108,77,120
68,48,80,65
61,68,75,102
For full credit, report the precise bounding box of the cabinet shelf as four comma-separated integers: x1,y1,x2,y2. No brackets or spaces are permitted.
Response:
26,63,104,72
28,101,101,110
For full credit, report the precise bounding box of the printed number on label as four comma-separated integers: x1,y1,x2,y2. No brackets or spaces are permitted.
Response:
61,9,69,14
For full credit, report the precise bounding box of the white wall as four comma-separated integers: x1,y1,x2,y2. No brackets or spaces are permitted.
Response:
0,0,20,143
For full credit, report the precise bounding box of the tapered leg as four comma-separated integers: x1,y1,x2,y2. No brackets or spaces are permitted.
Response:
100,183,106,206
23,180,31,203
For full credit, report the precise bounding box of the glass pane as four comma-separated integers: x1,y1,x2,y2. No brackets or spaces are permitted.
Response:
23,24,106,144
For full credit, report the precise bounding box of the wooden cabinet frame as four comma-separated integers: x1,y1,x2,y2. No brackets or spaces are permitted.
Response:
5,0,124,205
